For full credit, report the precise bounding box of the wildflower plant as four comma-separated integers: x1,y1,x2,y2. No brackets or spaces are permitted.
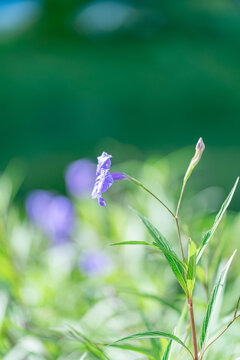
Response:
91,139,240,360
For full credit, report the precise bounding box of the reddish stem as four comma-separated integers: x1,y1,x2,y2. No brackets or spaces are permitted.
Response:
188,297,198,360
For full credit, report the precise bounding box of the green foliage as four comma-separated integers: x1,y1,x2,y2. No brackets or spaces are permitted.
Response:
114,331,193,359
132,208,188,294
112,240,186,271
161,338,173,360
199,250,237,351
0,143,239,360
197,177,239,263
187,241,197,297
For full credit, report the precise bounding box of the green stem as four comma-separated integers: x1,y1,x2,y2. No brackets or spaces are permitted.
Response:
175,178,198,359
188,297,198,360
126,176,175,218
176,180,186,219
175,217,185,265
126,173,198,358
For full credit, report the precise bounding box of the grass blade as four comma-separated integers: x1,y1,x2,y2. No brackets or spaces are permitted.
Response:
113,331,193,359
197,177,239,263
200,250,237,351
162,338,173,360
112,241,186,270
66,326,110,360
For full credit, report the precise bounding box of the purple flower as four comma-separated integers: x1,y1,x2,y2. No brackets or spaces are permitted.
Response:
65,159,96,198
91,152,126,206
26,190,75,245
79,250,111,276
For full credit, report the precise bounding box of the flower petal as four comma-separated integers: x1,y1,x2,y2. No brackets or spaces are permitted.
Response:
111,172,127,180
92,152,126,206
91,169,113,199
98,196,106,206
96,152,112,175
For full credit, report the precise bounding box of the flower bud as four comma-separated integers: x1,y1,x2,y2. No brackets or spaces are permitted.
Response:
184,137,205,184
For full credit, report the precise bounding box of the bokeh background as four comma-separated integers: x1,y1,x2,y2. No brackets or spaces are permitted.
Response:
0,0,240,198
0,1,240,359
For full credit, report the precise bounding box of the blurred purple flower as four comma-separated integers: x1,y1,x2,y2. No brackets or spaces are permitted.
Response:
65,159,96,198
26,190,75,245
79,250,111,276
92,152,126,206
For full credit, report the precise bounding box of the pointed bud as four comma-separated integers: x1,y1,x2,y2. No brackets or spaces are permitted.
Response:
184,137,205,184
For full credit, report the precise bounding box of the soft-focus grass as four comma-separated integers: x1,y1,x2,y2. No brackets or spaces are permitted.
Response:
0,150,239,359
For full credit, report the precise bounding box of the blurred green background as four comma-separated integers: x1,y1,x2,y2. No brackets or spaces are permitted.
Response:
0,0,240,197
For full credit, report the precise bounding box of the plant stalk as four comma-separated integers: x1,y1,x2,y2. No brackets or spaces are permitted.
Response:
128,172,200,359
199,297,240,360
199,314,240,360
176,180,198,359
188,297,198,360
127,176,175,218
175,216,185,265
176,180,185,219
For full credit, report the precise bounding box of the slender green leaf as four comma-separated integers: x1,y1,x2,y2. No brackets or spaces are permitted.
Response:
108,344,154,359
132,208,188,294
187,241,197,297
197,177,239,263
113,331,193,359
86,342,110,360
111,240,186,269
200,250,237,350
152,242,186,269
162,338,173,360
67,326,110,360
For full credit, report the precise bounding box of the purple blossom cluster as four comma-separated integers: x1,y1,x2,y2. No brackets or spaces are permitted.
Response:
65,159,96,198
79,250,111,276
25,152,121,273
26,190,75,245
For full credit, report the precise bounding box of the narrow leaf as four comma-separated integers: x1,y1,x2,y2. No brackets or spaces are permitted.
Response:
152,242,186,269
111,241,186,269
132,208,188,294
200,250,237,350
197,177,239,263
113,331,193,359
162,338,173,360
67,326,110,360
187,241,197,297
